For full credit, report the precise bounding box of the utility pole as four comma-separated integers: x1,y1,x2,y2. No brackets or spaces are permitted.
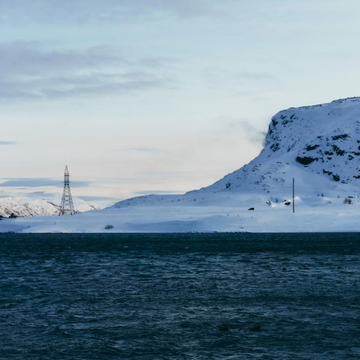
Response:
292,177,295,214
59,165,75,215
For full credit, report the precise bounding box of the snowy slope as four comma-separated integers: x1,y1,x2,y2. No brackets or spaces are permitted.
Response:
0,196,99,218
112,97,360,209
3,97,360,233
207,96,360,193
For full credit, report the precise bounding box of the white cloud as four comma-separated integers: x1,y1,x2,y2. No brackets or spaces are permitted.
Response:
0,178,90,188
0,141,17,145
0,0,230,25
0,42,173,101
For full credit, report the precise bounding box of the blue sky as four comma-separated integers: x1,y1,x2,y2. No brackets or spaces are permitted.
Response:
1,0,360,206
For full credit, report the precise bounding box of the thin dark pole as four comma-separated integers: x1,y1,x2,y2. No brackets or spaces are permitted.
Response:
292,178,295,214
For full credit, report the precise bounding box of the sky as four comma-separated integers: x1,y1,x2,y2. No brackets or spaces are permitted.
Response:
1,0,360,207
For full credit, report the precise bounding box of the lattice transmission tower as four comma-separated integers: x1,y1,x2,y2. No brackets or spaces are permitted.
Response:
59,165,75,215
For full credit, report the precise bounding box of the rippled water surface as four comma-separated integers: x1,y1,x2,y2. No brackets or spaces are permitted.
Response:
0,233,360,359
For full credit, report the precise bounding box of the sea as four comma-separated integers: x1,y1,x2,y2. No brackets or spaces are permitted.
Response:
0,233,359,359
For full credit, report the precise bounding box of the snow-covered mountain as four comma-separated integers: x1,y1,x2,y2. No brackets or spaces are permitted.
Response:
208,96,360,192
114,97,360,208
0,196,99,218
3,97,360,233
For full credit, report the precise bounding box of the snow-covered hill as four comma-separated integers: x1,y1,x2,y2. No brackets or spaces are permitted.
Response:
0,196,99,218
3,97,360,233
207,96,360,192
113,97,360,208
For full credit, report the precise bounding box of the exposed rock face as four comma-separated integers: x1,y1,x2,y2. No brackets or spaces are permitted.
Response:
265,97,360,184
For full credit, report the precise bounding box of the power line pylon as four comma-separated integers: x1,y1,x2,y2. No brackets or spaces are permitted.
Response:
59,165,75,215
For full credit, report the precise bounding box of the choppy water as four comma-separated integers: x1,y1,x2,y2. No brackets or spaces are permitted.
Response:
0,233,360,359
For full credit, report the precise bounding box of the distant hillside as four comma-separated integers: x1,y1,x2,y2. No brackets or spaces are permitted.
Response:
0,196,99,218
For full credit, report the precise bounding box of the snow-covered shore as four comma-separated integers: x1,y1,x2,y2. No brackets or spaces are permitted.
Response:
1,189,360,233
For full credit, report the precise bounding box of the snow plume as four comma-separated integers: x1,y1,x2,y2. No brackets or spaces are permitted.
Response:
217,117,267,147
231,120,266,146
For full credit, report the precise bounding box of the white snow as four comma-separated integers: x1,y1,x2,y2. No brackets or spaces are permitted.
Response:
2,97,360,233
0,195,99,218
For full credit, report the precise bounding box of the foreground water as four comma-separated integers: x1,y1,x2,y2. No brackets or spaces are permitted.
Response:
0,233,359,359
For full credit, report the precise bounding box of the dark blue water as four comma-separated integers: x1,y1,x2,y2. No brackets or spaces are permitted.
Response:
0,233,360,359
